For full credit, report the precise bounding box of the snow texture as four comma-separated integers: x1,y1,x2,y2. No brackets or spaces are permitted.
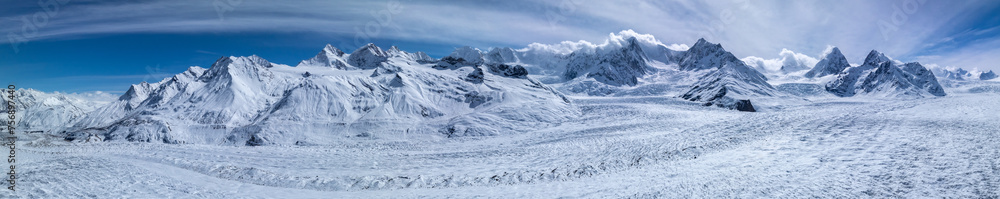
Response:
5,29,991,198
64,44,576,145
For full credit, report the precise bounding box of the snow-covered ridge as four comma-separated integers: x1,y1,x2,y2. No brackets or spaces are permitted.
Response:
65,43,576,145
804,47,850,78
934,66,997,81
825,50,945,97
36,29,971,143
677,39,781,111
0,89,115,133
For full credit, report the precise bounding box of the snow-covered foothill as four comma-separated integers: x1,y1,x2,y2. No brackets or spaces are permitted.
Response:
825,50,945,97
65,44,576,145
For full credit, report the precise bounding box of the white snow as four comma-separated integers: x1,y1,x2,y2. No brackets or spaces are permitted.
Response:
6,81,1000,198
3,30,993,198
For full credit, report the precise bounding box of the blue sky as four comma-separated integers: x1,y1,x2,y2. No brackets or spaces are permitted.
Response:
2,0,999,94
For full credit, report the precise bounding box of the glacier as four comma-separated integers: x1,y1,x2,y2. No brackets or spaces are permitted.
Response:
7,29,999,198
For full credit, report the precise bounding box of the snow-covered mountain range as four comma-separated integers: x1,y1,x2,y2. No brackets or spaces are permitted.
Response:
0,89,115,133
823,50,945,97
934,67,997,81
63,44,576,145
7,30,977,145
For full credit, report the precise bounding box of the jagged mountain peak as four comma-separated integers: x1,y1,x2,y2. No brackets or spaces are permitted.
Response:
677,38,740,71
981,70,997,80
485,47,520,64
805,46,850,78
347,43,390,69
863,50,891,66
679,60,778,112
827,47,843,56
210,56,273,69
322,44,344,56
622,37,643,52
436,46,485,68
387,46,402,54
298,44,350,68
561,36,650,86
826,50,945,97
413,51,437,63
67,46,576,145
691,38,722,51
449,46,484,61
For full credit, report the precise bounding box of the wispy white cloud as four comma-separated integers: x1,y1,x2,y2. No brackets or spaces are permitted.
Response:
2,0,998,71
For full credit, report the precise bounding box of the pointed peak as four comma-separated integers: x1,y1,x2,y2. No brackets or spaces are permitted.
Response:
867,49,882,56
210,56,233,68
827,47,842,55
691,38,722,50
819,47,846,61
626,36,640,44
246,55,272,67
322,44,344,56
863,50,890,66
351,43,388,57
346,43,389,69
384,46,405,56
448,46,483,59
353,43,386,55
623,37,643,48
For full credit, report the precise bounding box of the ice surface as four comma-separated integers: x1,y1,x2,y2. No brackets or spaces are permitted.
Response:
7,81,1000,198
5,30,993,198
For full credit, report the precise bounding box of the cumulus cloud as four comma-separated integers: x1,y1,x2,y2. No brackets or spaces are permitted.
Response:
741,49,819,73
518,29,687,55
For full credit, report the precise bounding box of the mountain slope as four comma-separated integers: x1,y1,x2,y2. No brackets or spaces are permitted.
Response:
804,47,850,78
0,89,115,133
678,40,780,112
981,70,997,80
562,37,650,86
297,44,349,69
676,39,742,71
825,50,945,97
67,45,576,145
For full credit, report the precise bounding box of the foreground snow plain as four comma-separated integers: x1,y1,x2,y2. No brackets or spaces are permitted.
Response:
4,82,1000,198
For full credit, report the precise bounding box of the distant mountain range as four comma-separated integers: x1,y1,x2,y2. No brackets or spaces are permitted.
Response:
11,30,990,145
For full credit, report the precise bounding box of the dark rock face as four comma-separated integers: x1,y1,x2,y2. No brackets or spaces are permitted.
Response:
734,100,756,112
346,43,389,69
486,63,528,78
562,37,649,86
981,70,997,80
805,47,850,78
825,50,946,97
485,47,519,64
465,66,485,83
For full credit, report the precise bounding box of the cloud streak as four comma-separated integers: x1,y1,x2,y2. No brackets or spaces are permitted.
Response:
2,0,998,70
